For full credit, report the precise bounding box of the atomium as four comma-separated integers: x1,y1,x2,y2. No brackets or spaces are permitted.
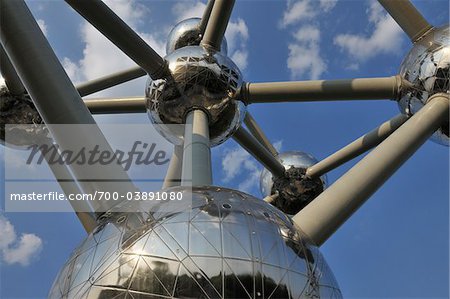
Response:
48,187,342,299
146,45,245,146
0,84,47,149
398,25,450,145
260,152,327,215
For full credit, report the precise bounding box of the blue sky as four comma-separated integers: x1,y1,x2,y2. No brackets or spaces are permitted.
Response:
1,0,449,298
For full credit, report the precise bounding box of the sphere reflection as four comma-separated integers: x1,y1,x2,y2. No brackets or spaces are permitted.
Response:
49,186,342,299
398,25,449,146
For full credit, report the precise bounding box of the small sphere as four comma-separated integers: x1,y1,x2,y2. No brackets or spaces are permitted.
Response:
49,186,342,299
146,46,245,146
398,25,449,146
0,84,48,149
166,18,228,55
260,151,327,215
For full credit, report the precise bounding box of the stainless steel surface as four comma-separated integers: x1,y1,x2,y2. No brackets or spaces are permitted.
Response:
84,97,146,114
398,25,449,146
181,110,213,186
261,151,327,198
260,151,327,215
244,112,278,157
199,0,215,36
201,0,235,52
306,114,409,178
242,76,408,104
378,0,433,42
76,66,146,97
0,44,26,95
294,93,449,246
163,145,184,189
166,18,227,55
65,0,167,79
1,0,137,213
49,186,342,299
233,127,286,178
146,45,245,146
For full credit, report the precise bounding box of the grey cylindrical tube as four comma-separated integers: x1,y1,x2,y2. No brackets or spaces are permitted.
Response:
233,127,286,178
163,145,184,189
1,0,137,213
378,0,433,42
41,142,97,233
181,110,213,186
199,0,216,36
0,44,26,95
306,114,409,178
293,93,449,246
76,66,146,97
64,0,167,79
242,76,409,104
244,113,278,157
200,0,235,52
84,97,146,114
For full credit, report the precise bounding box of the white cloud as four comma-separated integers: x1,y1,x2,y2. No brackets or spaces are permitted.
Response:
281,0,315,27
0,215,43,266
173,1,206,21
281,1,337,80
37,19,48,37
333,0,403,64
287,26,326,80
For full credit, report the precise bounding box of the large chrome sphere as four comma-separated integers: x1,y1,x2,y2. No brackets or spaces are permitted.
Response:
49,186,342,299
166,18,228,55
0,84,48,149
146,46,245,146
398,25,450,146
260,151,328,215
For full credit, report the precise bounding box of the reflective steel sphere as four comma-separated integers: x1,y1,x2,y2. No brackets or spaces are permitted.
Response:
166,18,228,55
146,46,245,146
0,84,48,149
49,186,341,299
398,25,450,146
260,151,328,215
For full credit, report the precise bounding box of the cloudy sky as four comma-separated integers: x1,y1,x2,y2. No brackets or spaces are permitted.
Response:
0,0,449,298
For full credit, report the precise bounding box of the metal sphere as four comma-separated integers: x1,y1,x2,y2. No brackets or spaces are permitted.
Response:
166,18,228,55
146,46,245,146
49,186,342,299
260,151,328,215
398,25,450,146
0,84,48,149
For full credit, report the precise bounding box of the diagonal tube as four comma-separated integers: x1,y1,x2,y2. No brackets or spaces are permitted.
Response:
233,127,286,178
241,76,411,104
199,0,216,36
378,0,433,42
65,0,167,79
293,93,449,246
200,0,235,52
244,112,278,156
0,44,26,95
306,114,409,178
1,0,138,213
76,66,146,97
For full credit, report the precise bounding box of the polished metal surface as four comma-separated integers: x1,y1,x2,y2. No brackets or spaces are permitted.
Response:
398,25,450,145
260,151,328,199
0,84,48,149
166,18,228,55
146,45,245,146
49,186,342,299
